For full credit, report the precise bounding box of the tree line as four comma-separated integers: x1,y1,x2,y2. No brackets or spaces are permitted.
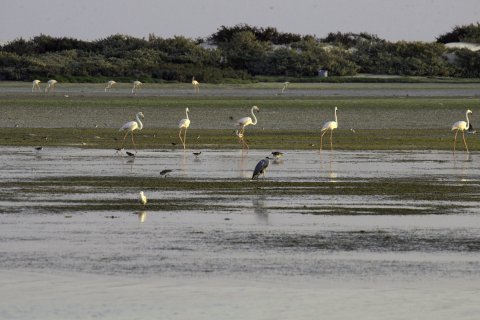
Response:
1,23,480,82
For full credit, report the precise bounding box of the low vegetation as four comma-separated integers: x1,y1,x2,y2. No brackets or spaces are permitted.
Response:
1,23,480,82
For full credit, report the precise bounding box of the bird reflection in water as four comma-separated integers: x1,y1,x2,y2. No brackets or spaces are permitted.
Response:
138,211,147,223
253,196,268,224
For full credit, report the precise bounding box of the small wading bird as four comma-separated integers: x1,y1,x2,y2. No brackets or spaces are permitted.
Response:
192,76,199,93
160,169,173,177
105,80,116,92
32,80,41,92
178,108,191,149
119,112,144,153
139,191,147,207
236,106,260,150
131,80,142,94
271,151,284,159
193,151,202,158
252,157,272,180
452,109,474,153
320,106,339,152
45,79,57,93
126,151,135,157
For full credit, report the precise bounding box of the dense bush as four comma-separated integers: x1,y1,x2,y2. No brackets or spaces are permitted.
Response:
0,23,479,82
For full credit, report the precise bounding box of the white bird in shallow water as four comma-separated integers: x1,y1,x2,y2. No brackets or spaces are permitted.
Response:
139,191,147,207
178,108,191,149
236,106,260,150
452,109,473,153
105,80,116,92
320,106,339,152
192,76,200,93
45,79,57,93
131,81,142,94
119,112,144,153
32,80,41,92
252,157,272,180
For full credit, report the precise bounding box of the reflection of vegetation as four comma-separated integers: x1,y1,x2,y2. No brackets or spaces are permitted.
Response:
2,23,480,81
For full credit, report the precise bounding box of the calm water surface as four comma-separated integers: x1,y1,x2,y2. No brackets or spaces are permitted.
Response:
1,147,479,319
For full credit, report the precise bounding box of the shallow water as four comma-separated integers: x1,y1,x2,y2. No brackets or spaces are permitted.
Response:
1,147,480,319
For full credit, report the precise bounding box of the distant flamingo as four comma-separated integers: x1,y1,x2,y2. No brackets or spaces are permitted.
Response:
281,81,290,94
105,80,116,92
32,80,41,92
452,109,473,153
131,81,142,95
119,112,144,153
320,106,338,152
178,108,191,149
45,79,57,93
192,77,200,93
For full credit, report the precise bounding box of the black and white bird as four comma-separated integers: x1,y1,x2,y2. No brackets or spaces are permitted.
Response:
160,169,173,177
126,151,135,157
271,151,284,159
193,151,202,158
252,157,272,180
34,146,43,152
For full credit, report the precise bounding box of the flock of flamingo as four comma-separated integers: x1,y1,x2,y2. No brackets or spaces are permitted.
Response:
32,77,201,95
31,78,476,154
27,78,477,207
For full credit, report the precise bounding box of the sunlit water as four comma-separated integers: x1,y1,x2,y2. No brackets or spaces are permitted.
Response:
1,147,480,319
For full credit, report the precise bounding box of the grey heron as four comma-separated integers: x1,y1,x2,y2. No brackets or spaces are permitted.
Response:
252,157,272,180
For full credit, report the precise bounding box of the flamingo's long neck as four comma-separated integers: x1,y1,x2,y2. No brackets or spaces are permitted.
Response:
334,108,338,125
186,109,189,120
251,107,258,125
466,111,470,128
136,114,144,130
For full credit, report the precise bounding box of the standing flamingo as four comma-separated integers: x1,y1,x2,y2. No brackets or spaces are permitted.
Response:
32,80,41,92
45,79,57,93
236,106,260,150
192,77,200,93
119,112,144,153
131,81,142,95
178,107,191,149
320,106,339,152
452,109,473,153
105,80,116,92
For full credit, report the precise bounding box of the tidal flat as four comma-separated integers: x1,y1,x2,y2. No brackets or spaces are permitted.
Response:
1,82,480,319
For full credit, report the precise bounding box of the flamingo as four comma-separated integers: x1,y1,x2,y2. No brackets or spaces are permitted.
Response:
236,106,260,150
131,81,142,94
281,81,290,94
452,109,473,153
320,106,339,152
178,108,191,149
32,80,41,92
192,76,200,93
105,80,116,92
45,79,57,93
119,112,144,153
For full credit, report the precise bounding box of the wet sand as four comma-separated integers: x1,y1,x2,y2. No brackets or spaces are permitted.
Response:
1,82,480,319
